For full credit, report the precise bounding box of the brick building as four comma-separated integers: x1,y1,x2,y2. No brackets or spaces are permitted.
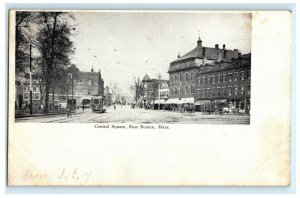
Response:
195,53,251,113
167,37,239,109
142,73,169,109
15,67,105,110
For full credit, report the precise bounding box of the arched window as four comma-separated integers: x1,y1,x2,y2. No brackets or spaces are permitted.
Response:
185,73,190,81
185,85,189,94
174,87,178,95
170,76,174,83
180,86,183,94
191,72,194,81
175,75,178,82
180,74,183,82
190,85,194,94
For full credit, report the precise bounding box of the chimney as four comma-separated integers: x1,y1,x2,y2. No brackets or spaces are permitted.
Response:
223,44,226,50
215,44,219,49
233,49,239,59
177,52,180,58
197,37,202,47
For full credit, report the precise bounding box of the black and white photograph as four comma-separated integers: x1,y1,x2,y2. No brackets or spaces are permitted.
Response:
8,9,292,187
13,11,251,124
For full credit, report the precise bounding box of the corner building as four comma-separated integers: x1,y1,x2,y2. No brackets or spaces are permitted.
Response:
167,37,240,110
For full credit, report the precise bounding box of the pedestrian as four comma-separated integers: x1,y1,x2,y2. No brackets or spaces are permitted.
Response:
82,105,85,111
67,107,72,117
114,104,116,110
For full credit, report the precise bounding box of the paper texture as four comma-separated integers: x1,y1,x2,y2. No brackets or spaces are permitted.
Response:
8,10,291,186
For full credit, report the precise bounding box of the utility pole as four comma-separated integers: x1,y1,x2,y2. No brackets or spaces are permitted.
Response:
71,74,74,110
66,75,69,109
158,73,161,110
29,43,33,115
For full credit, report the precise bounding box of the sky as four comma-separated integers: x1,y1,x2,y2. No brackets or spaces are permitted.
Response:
70,11,251,97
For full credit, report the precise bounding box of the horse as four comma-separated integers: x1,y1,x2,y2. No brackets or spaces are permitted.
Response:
182,104,195,115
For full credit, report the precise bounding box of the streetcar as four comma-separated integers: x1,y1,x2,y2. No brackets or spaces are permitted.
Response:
91,95,106,113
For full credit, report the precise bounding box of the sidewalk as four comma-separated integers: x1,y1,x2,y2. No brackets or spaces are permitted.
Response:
15,109,86,118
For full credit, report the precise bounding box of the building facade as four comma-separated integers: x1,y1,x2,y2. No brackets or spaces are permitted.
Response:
167,37,250,112
15,67,105,110
195,54,251,113
142,74,169,109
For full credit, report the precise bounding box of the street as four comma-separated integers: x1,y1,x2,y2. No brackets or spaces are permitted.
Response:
15,105,250,124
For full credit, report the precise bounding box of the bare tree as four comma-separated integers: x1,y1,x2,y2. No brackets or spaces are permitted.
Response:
35,12,76,113
130,77,144,103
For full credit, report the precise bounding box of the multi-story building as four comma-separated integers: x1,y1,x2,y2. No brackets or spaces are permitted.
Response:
15,79,42,110
15,67,105,110
195,53,251,113
142,73,169,109
167,37,240,109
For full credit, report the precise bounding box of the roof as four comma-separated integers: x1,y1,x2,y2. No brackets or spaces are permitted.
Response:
172,45,237,64
143,73,150,81
239,53,251,59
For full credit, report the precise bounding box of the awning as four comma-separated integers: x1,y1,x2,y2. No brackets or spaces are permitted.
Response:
194,100,211,105
179,97,194,104
164,98,194,104
164,98,179,104
154,99,166,104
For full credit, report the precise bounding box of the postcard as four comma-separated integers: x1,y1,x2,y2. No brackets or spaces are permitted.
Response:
8,10,291,186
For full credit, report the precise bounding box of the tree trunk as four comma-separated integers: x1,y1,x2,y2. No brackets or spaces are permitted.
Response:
44,82,50,114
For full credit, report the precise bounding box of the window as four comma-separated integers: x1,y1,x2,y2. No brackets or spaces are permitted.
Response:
25,86,29,92
175,75,178,82
223,86,227,96
190,85,194,94
217,87,221,96
247,84,251,95
241,85,245,95
186,73,190,81
217,75,221,83
35,93,39,100
202,90,205,98
212,76,215,84
170,88,173,95
222,74,226,83
180,74,183,82
185,85,189,94
207,76,210,84
228,86,232,96
241,71,245,81
191,72,194,81
203,77,206,85
197,78,201,86
33,87,36,92
88,80,91,85
247,70,251,80
174,87,178,95
234,72,238,81
212,87,215,96
207,88,210,97
24,93,29,99
91,81,94,85
170,76,174,83
234,86,238,95
180,86,183,94
88,92,91,95
228,73,233,82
